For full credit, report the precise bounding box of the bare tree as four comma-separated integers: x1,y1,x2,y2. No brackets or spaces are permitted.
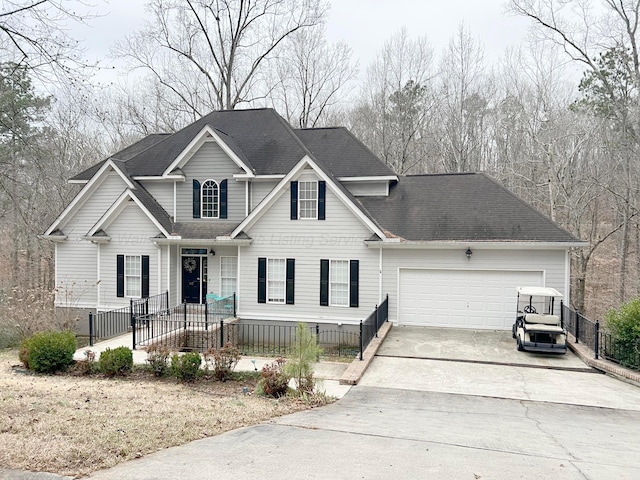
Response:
436,23,493,173
114,0,327,116
350,28,438,174
0,0,99,82
511,0,640,306
268,26,357,128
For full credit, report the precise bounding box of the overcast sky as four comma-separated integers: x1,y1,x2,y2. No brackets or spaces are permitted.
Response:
75,0,531,83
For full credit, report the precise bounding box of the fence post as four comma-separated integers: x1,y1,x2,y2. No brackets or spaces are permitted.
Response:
594,320,600,360
89,312,94,347
165,290,169,311
205,301,209,331
575,310,580,344
386,294,389,322
130,298,136,350
233,292,237,317
560,300,564,329
183,302,187,331
374,304,379,338
220,319,225,348
359,320,363,361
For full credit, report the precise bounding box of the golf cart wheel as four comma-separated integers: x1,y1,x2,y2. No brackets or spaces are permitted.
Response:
517,338,524,351
512,324,517,339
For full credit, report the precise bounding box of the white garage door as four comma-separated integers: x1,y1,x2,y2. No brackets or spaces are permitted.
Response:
399,269,543,329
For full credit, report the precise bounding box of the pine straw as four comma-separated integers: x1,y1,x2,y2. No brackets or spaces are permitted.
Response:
0,349,309,478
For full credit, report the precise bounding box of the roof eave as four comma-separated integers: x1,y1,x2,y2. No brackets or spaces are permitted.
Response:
365,240,588,249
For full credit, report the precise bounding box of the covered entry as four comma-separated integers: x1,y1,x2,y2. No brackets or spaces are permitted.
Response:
398,269,543,329
182,248,208,303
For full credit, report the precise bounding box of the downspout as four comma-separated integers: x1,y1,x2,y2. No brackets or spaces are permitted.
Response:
156,242,162,295
378,246,383,304
565,249,571,306
96,243,101,310
166,244,171,305
173,182,177,220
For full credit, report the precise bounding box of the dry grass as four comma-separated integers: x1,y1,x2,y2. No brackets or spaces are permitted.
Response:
0,349,310,478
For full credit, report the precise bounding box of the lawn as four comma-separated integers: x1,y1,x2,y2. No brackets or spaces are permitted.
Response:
0,349,311,478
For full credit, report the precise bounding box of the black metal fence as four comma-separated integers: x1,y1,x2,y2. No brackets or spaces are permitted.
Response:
359,295,389,360
562,302,640,371
89,291,170,346
132,295,388,359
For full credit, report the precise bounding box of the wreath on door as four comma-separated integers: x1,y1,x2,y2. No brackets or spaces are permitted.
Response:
183,257,197,273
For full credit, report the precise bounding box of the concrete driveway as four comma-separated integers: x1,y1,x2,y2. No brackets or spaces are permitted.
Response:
377,326,588,369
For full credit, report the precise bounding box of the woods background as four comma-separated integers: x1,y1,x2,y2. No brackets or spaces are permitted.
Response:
1,0,639,333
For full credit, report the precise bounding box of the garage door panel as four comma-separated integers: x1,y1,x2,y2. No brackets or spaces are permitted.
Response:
399,269,543,329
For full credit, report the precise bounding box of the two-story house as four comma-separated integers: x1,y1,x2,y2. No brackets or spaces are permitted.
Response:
43,108,584,330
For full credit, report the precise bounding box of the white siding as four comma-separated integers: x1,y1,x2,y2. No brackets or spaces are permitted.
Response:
240,169,378,324
168,245,180,306
99,204,162,310
380,248,568,324
176,141,245,222
55,171,129,309
343,181,389,196
140,181,174,214
251,180,278,211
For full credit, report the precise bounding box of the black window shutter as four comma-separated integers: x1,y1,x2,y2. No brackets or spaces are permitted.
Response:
318,181,326,220
320,259,329,306
116,254,125,298
286,258,295,305
193,179,201,218
141,255,150,298
290,181,298,220
220,179,228,219
350,260,359,308
257,257,267,304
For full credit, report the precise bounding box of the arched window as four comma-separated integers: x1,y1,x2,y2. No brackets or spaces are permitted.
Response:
201,180,219,218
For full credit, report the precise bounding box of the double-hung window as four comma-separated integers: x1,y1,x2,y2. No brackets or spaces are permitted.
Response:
125,255,142,297
320,259,358,308
220,257,237,298
298,181,318,219
290,180,326,220
258,258,295,305
267,259,286,303
329,260,349,306
117,254,149,299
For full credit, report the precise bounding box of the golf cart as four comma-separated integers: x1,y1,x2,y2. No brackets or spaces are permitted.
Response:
512,287,566,354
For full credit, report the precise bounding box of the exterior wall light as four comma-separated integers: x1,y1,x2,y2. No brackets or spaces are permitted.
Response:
466,248,473,260
209,249,216,256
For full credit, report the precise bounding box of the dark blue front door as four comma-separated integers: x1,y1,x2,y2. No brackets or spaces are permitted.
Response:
182,256,204,303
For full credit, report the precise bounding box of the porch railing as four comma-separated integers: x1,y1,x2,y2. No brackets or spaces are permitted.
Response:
359,295,389,360
89,291,170,346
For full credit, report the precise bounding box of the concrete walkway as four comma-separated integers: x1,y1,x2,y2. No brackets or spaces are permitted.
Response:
73,333,352,399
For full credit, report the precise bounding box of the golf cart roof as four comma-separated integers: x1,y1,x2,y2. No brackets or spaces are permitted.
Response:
517,286,563,298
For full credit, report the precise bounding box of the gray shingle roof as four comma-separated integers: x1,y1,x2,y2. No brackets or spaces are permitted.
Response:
294,127,396,178
121,108,310,176
70,109,398,180
172,221,241,239
358,173,581,243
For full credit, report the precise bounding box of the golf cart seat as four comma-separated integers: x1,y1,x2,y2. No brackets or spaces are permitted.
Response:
524,313,560,325
523,323,564,334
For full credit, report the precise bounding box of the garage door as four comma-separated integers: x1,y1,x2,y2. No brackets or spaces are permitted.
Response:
399,269,543,329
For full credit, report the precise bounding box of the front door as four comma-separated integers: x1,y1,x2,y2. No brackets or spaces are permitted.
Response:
182,255,207,303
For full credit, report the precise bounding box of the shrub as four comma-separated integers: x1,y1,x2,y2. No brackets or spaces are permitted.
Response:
605,297,640,367
19,330,76,374
99,346,133,376
146,344,171,377
284,323,322,394
256,357,290,398
205,343,241,381
171,352,202,381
